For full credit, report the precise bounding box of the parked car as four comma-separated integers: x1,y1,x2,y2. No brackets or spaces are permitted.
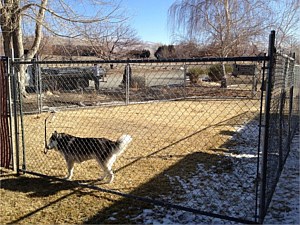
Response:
25,65,106,92
201,76,212,82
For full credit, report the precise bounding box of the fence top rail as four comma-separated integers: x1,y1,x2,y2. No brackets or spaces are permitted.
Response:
11,55,269,65
276,52,295,61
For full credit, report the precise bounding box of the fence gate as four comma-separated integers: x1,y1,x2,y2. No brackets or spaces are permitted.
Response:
5,30,299,224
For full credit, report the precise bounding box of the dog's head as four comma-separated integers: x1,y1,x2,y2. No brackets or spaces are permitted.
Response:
45,131,61,153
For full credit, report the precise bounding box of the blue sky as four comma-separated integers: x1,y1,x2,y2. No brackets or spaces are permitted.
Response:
121,0,175,44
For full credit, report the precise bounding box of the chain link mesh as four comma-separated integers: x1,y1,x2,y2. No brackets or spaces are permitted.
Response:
262,52,300,218
14,58,268,222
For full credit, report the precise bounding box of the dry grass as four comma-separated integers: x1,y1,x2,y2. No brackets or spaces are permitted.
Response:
1,99,260,224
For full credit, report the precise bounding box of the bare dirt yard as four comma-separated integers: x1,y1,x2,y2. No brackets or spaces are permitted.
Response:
1,99,260,224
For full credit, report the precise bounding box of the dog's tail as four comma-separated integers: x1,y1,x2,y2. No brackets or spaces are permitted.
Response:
114,134,132,156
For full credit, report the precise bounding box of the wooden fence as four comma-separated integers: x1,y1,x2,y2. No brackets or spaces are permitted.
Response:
0,57,11,168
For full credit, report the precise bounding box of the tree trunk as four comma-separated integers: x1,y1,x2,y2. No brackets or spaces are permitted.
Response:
2,33,13,58
221,62,227,88
12,8,28,96
0,0,48,97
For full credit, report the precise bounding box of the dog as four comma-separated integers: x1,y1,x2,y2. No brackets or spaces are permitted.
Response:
45,131,132,183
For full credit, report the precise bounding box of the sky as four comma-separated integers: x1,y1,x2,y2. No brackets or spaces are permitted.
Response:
121,0,175,44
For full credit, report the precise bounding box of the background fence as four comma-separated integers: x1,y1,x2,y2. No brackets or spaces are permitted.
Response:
4,32,299,224
20,59,262,113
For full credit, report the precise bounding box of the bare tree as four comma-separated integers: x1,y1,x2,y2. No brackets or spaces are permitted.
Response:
175,40,211,58
169,0,300,53
0,0,123,95
81,22,141,60
168,0,268,87
168,0,269,58
168,0,299,87
270,0,300,49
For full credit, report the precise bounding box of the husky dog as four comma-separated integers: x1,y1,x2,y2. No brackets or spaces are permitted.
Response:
45,131,132,183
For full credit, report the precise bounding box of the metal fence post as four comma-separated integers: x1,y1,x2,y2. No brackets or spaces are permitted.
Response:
125,63,130,105
259,30,276,224
252,67,258,98
286,52,296,163
278,88,285,169
183,64,187,99
34,56,43,113
6,58,15,172
288,86,294,144
9,58,21,175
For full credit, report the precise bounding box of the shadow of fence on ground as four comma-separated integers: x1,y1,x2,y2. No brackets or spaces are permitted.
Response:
0,115,260,224
82,115,261,224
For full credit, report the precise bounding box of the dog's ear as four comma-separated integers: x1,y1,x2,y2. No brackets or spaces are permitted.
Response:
53,131,59,137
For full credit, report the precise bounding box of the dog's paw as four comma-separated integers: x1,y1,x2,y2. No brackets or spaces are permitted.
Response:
64,176,72,180
107,175,114,184
98,175,107,181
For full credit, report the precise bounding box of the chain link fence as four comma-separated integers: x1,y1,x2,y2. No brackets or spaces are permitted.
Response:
20,60,262,113
12,57,265,223
259,49,300,222
6,32,298,224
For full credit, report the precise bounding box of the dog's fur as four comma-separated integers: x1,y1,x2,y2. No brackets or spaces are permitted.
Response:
46,131,132,183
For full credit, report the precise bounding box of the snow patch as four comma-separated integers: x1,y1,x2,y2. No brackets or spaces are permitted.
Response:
130,122,299,224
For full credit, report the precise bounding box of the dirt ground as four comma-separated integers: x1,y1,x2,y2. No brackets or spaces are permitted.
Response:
1,99,261,224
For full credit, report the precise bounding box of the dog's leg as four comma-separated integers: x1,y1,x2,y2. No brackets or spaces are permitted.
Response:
65,159,74,180
95,154,116,183
98,166,107,181
96,158,114,183
105,155,117,183
105,168,114,184
106,154,117,183
95,158,108,181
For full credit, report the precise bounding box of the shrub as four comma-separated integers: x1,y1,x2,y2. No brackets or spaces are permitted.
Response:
187,67,206,84
208,64,233,81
